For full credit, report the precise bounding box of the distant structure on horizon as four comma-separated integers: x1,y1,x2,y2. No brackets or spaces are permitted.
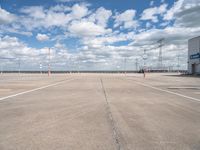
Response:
188,36,200,74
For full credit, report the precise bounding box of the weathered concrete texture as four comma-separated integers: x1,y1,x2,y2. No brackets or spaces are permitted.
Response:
0,73,200,150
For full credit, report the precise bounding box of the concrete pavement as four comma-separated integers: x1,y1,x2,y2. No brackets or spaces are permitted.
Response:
0,73,200,150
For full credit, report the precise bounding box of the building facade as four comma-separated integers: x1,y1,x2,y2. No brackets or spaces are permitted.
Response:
188,36,200,74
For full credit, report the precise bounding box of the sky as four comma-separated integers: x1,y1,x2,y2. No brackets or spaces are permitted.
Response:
0,0,200,71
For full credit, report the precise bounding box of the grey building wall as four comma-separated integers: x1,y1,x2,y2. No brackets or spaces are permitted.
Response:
188,36,200,74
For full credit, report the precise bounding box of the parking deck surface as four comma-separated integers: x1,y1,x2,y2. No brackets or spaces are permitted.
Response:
0,73,200,150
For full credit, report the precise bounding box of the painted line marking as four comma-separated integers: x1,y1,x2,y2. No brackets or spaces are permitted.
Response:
126,78,200,102
168,87,200,90
0,78,74,101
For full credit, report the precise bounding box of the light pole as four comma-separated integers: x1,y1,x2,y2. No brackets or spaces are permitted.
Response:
40,63,42,74
124,57,127,75
1,64,3,74
177,54,180,73
48,48,51,76
135,58,138,72
143,49,147,70
78,58,80,73
18,58,21,75
157,38,164,70
143,49,147,78
117,65,120,73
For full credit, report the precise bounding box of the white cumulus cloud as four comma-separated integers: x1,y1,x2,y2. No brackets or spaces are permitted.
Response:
114,9,138,29
36,33,49,41
88,7,112,27
163,0,184,20
141,3,168,22
0,7,16,24
70,4,88,19
68,21,111,37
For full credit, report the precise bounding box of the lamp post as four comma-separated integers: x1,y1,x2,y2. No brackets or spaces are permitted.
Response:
48,48,51,76
40,63,42,74
124,57,127,75
18,58,21,75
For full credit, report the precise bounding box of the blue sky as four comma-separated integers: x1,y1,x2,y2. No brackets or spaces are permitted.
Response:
0,0,200,71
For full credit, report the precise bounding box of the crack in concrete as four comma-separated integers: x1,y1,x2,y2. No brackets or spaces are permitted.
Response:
100,78,124,150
